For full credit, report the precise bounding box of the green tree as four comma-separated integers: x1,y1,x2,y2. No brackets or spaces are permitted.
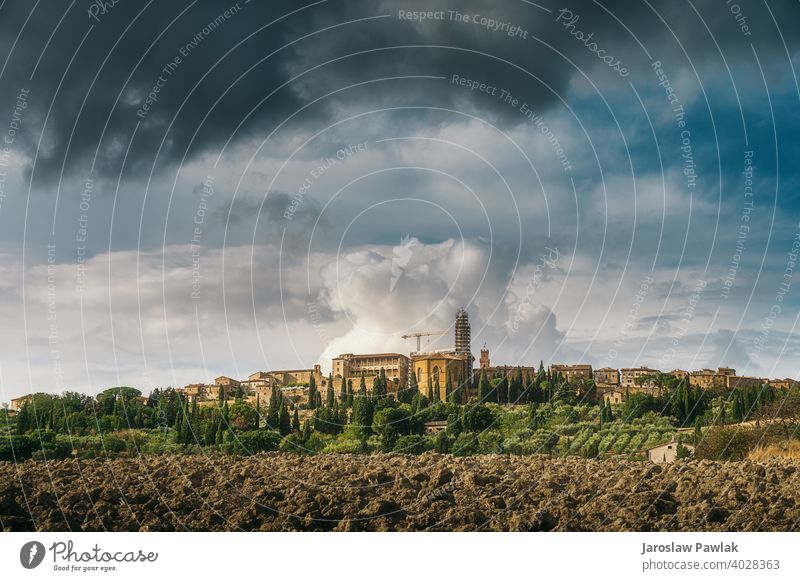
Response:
352,393,374,438
308,374,318,410
509,368,523,404
434,430,450,453
447,375,459,405
266,386,280,430
292,408,300,433
404,370,419,404
477,369,489,403
358,373,367,399
279,400,291,436
372,407,410,451
497,375,509,404
326,374,335,407
229,402,258,431
215,415,225,446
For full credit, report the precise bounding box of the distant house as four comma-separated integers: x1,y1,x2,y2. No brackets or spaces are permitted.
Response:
646,440,694,464
424,420,448,434
10,395,32,412
602,389,625,405
769,378,797,390
550,363,593,382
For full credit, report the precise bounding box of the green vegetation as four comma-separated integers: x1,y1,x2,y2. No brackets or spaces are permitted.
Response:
4,373,798,462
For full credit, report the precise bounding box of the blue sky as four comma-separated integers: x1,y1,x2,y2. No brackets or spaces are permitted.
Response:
0,0,799,399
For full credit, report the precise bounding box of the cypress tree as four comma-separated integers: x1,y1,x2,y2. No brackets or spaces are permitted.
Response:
375,368,387,400
205,416,217,446
308,374,318,410
446,375,456,404
339,376,347,404
279,400,291,436
218,385,225,406
174,406,184,440
266,386,280,430
407,370,419,404
352,395,374,437
511,368,523,404
347,379,354,406
497,376,508,404
222,398,230,441
292,408,300,433
427,377,434,401
326,374,335,407
215,417,224,445
255,394,261,429
332,401,342,434
358,373,367,398
477,369,489,403
16,404,29,434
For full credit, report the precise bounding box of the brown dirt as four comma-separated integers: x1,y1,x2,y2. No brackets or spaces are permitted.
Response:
1,453,798,531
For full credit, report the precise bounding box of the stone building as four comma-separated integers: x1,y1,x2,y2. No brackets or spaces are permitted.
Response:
602,389,625,405
726,375,765,390
550,363,593,382
688,368,733,389
668,369,689,381
9,395,31,412
479,346,490,369
476,349,536,381
182,383,213,400
594,367,620,385
620,366,660,390
646,441,694,464
331,353,409,387
266,365,323,388
412,352,469,401
769,378,797,390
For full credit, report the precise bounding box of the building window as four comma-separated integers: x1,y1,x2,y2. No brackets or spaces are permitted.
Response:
417,368,421,383
433,366,440,383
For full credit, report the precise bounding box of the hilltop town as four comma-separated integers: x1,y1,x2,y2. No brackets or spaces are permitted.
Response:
10,307,786,414
4,307,798,468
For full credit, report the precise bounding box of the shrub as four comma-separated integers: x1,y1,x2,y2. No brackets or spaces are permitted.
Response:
279,433,307,454
521,431,559,455
478,431,504,454
0,435,36,461
695,426,755,461
460,403,495,432
434,431,451,453
451,433,479,456
323,438,369,454
393,434,432,455
229,430,281,455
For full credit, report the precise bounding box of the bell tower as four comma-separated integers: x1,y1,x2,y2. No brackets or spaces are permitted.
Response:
480,346,490,369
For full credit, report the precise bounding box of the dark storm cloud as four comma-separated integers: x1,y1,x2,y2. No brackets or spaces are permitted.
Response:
214,189,330,253
2,0,798,186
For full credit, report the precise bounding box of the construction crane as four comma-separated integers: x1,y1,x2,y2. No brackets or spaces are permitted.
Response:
401,330,447,352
